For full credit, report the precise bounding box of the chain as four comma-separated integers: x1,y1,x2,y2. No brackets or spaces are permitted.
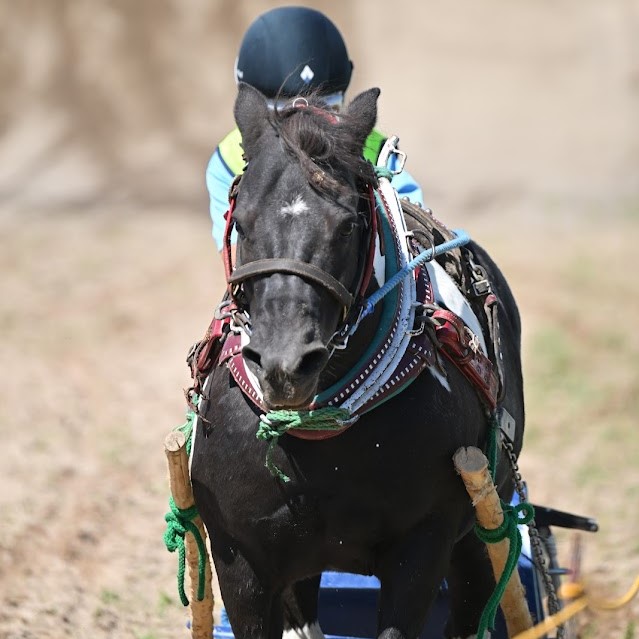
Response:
502,437,564,638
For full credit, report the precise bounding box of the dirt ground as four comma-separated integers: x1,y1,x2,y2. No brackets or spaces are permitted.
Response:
1,2,638,638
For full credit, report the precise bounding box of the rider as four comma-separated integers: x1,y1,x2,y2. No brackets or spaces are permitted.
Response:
206,6,424,252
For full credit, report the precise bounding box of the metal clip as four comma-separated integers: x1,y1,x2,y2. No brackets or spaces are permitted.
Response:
328,323,352,353
406,301,427,336
377,135,407,175
467,256,492,298
230,308,252,336
214,299,233,320
497,407,516,446
472,279,491,297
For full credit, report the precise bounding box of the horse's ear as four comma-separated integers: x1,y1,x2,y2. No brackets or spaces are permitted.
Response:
344,87,380,146
234,83,270,156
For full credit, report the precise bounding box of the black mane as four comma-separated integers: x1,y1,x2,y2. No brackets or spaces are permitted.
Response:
270,93,376,195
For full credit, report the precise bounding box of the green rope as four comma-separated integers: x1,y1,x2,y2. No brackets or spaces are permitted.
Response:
175,395,198,457
473,412,535,639
474,501,535,639
163,496,207,606
374,166,395,181
256,407,351,482
163,397,207,607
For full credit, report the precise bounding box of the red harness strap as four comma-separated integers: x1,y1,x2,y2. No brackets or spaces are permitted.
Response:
432,308,499,410
222,196,237,291
185,307,234,410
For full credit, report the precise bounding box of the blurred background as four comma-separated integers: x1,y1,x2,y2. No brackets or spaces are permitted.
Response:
1,1,638,637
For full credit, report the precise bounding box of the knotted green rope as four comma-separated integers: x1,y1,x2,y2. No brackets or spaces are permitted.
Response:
256,407,351,482
473,413,535,639
163,496,207,606
163,397,207,607
474,500,535,639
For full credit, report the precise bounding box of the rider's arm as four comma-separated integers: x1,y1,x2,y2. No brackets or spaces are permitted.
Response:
389,158,424,207
206,148,238,252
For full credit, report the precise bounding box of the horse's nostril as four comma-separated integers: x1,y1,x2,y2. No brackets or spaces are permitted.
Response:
297,347,329,377
242,346,262,370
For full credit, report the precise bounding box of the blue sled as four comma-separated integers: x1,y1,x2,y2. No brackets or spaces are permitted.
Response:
215,546,539,639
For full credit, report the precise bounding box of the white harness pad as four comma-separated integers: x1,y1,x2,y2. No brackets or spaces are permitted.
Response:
425,260,487,355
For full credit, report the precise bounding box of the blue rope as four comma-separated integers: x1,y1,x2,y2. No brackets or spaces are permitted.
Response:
350,165,471,333
353,228,471,330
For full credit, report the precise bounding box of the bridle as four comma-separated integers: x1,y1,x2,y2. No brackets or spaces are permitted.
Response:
222,99,381,336
222,179,379,327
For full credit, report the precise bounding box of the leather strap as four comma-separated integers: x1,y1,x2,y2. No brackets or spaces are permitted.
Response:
432,308,499,409
228,258,354,310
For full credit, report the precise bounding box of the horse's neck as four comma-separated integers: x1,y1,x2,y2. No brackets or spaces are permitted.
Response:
319,287,383,390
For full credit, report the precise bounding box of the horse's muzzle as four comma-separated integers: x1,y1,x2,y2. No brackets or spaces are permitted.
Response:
243,343,329,408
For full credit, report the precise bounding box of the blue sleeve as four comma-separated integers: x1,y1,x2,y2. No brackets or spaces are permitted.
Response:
388,154,424,206
206,149,237,251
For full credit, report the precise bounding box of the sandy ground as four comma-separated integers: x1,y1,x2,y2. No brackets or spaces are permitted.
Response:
1,1,638,637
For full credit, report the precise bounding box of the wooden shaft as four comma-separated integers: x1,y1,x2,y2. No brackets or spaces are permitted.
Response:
454,446,533,637
165,430,214,639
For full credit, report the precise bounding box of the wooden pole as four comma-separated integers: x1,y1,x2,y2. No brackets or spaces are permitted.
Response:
165,430,214,639
453,446,533,637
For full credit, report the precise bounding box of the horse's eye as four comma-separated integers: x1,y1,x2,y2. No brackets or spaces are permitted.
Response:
339,221,357,237
235,222,246,240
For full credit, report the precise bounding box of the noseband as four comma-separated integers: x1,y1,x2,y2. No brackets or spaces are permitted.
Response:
228,258,354,311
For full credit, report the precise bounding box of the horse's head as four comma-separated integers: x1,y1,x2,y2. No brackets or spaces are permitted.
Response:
227,84,380,409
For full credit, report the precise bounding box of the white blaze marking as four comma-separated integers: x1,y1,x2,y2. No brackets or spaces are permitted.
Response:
281,195,309,216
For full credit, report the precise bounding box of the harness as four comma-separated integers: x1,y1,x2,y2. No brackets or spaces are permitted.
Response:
187,137,501,437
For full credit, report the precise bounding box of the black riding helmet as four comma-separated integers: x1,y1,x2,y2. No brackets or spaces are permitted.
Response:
234,6,353,99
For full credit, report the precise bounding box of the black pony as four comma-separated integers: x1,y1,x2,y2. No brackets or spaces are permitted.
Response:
191,84,525,639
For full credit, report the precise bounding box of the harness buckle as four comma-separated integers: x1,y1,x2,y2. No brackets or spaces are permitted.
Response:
329,326,351,352
377,135,407,175
472,278,491,297
466,254,493,299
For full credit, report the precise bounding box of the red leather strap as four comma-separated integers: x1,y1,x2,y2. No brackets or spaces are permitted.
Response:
432,309,499,409
223,197,236,292
355,185,379,301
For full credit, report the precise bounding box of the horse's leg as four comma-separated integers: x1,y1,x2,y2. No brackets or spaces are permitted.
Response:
445,530,495,639
213,549,283,639
282,576,324,639
376,519,456,639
